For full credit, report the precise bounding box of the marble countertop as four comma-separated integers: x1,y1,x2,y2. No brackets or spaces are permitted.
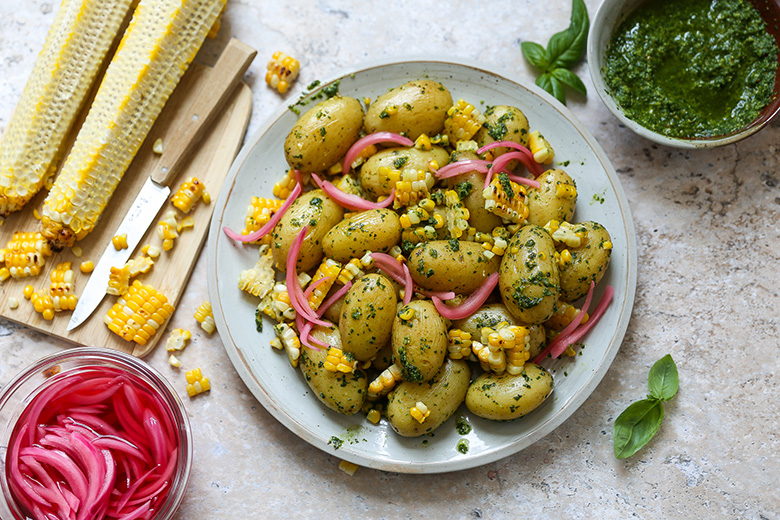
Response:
1,1,778,518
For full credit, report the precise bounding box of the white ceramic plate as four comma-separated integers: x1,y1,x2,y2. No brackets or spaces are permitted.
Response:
207,57,637,473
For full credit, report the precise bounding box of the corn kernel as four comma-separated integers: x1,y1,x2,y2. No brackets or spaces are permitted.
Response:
112,233,128,250
166,328,192,352
338,460,359,476
79,260,94,273
366,409,381,424
153,138,164,154
71,246,83,258
185,367,211,397
8,297,19,310
168,354,182,368
23,285,34,299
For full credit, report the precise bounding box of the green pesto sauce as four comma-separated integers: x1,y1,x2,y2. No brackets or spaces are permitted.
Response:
603,0,778,138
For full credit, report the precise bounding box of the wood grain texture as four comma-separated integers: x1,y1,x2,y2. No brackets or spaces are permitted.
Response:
0,63,252,357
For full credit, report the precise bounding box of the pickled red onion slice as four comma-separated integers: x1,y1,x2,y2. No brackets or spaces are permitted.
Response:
343,132,413,174
434,159,490,179
485,152,542,189
223,181,302,242
285,226,331,328
311,173,395,211
431,272,499,320
478,140,544,177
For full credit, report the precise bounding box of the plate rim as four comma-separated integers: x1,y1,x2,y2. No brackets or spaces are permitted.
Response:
207,55,638,473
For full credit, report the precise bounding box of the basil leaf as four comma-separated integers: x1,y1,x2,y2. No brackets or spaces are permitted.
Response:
547,0,590,70
613,399,664,459
648,354,678,401
548,76,566,105
521,41,549,70
535,73,553,95
551,68,587,95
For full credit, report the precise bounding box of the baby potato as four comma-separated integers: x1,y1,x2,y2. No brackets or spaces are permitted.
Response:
465,363,553,421
299,326,367,416
323,209,401,263
559,221,612,302
474,105,530,159
452,303,547,359
525,169,577,227
442,166,503,233
284,95,364,172
271,189,344,272
359,146,449,199
408,240,500,294
386,359,470,437
339,274,397,361
364,80,453,140
499,225,560,324
392,300,448,382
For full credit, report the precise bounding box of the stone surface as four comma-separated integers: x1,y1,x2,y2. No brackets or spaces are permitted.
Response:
0,1,778,518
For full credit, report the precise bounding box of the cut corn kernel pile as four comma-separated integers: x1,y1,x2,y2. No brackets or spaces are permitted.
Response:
0,232,53,278
265,51,300,94
185,367,211,396
171,176,210,213
194,300,216,334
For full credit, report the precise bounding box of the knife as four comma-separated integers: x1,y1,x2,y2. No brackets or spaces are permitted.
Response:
67,38,257,331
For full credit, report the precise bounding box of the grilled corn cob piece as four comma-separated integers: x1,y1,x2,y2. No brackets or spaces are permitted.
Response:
157,210,180,251
0,0,136,216
443,189,470,238
265,51,300,94
171,176,210,213
273,169,298,199
49,262,78,311
0,232,53,278
106,266,131,296
483,173,529,224
443,99,486,143
447,329,473,360
40,0,226,249
528,130,555,164
382,167,435,209
104,280,175,345
410,401,431,424
31,291,56,321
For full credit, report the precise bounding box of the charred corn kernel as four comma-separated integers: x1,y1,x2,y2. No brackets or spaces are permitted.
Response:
555,183,578,200
152,138,164,154
444,190,470,238
273,322,301,368
185,368,211,397
157,210,179,251
0,232,53,278
382,167,436,209
78,260,94,274
444,99,486,143
368,364,402,399
414,134,432,151
71,246,83,258
238,245,275,299
528,130,555,164
602,240,613,250
165,328,192,352
483,174,529,224
552,221,583,248
337,258,364,285
338,460,359,476
171,177,209,214
0,0,136,217
265,51,299,94
243,197,284,236
194,301,216,334
112,233,128,250
168,354,182,368
410,401,431,424
49,262,76,305
23,285,34,300
8,297,19,310
0,267,10,283
40,0,226,249
308,258,342,310
366,408,381,424
448,329,473,360
104,280,175,345
31,291,55,320
106,266,130,296
323,347,357,373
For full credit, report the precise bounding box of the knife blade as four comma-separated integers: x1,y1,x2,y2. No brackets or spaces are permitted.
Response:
67,39,256,331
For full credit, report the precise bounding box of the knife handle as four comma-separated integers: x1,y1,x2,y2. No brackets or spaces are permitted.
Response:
153,38,257,186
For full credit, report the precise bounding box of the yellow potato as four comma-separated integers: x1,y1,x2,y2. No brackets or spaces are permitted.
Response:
392,300,448,382
339,274,397,361
408,240,500,294
499,225,560,324
559,221,612,302
364,80,453,140
359,146,449,199
442,166,503,233
386,359,470,437
323,209,401,263
299,327,367,416
526,169,577,227
465,363,553,421
474,105,531,167
284,95,364,172
271,189,344,272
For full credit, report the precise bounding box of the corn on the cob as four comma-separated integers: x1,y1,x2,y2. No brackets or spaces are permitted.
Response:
106,266,131,296
243,197,284,236
443,99,486,143
336,258,365,285
49,262,78,311
104,280,175,345
273,170,298,199
528,130,555,164
258,282,296,322
185,367,211,397
171,177,210,213
194,300,216,334
273,322,301,368
550,221,586,248
40,0,226,249
265,51,300,94
0,231,53,278
308,258,341,311
165,328,192,351
483,173,529,224
0,0,136,216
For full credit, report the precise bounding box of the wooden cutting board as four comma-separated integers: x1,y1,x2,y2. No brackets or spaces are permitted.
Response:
0,62,252,357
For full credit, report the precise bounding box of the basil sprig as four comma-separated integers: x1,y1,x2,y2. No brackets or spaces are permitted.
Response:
521,0,589,105
613,355,679,459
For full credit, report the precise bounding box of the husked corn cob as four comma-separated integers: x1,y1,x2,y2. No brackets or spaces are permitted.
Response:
194,300,216,334
165,328,192,351
0,232,53,278
265,51,300,94
171,176,210,213
528,130,555,164
273,322,301,368
104,280,175,345
185,367,211,397
40,0,226,249
483,173,529,224
368,364,402,400
443,99,486,143
323,347,357,373
0,0,136,216
549,221,586,248
243,197,284,236
308,258,341,310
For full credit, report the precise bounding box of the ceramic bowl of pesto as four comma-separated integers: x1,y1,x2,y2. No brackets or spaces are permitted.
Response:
588,0,780,148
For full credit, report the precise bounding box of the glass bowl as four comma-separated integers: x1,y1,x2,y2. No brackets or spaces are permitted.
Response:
0,347,192,519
